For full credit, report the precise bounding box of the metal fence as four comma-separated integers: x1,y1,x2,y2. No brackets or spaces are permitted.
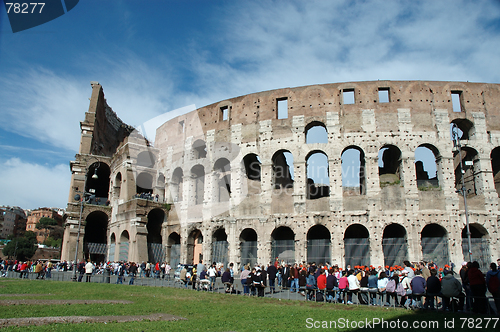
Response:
271,240,295,264
382,237,407,267
211,241,229,267
169,244,181,267
462,238,490,271
307,239,330,265
421,237,449,268
344,238,369,267
240,241,257,267
147,243,164,264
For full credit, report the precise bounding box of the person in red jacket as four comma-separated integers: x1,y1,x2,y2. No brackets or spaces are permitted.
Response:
317,269,327,291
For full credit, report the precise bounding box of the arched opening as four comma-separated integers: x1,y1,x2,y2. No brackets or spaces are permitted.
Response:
119,230,129,262
344,224,369,267
450,119,474,141
271,226,295,264
453,146,479,196
191,165,205,205
85,162,110,205
83,211,108,263
307,225,330,264
491,147,500,197
272,150,294,189
113,173,122,200
382,224,407,267
378,145,402,187
462,224,489,270
306,151,329,199
214,158,231,202
240,228,257,267
136,172,153,195
415,144,440,190
109,233,116,261
137,151,156,168
421,224,449,268
305,121,328,144
187,229,203,265
156,173,165,202
342,146,366,195
147,208,165,263
243,153,261,194
167,232,181,267
212,228,229,266
170,168,183,202
192,139,207,159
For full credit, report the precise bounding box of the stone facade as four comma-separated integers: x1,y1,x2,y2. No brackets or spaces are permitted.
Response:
62,81,500,270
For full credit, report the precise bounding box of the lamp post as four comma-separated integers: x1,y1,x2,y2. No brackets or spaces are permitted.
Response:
451,124,473,263
71,160,100,281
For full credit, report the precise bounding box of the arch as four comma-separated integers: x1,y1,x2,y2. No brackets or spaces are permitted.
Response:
342,146,366,195
307,225,331,264
137,151,155,168
271,226,295,264
305,121,328,144
187,229,203,265
83,211,108,263
85,162,110,205
243,153,261,181
214,158,231,202
450,118,474,140
136,172,153,195
147,208,165,263
272,150,294,189
170,168,183,202
167,232,181,267
113,172,122,200
453,146,479,195
490,147,500,197
415,144,440,189
344,224,369,267
382,223,407,267
192,139,207,159
191,165,205,205
421,224,449,268
462,224,490,270
306,151,329,199
212,228,229,266
240,228,258,267
119,230,129,262
378,145,402,186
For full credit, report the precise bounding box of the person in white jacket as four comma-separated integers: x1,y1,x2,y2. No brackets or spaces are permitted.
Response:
85,259,94,282
346,270,360,304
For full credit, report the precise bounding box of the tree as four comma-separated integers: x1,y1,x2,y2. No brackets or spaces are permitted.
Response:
35,217,58,229
2,231,37,261
35,217,63,242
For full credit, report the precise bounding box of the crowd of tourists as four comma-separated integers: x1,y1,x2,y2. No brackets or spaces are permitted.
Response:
2,257,499,315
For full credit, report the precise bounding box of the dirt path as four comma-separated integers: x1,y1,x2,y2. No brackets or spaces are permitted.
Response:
0,313,186,327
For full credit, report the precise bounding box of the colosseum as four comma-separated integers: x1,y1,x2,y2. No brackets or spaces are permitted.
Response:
61,80,500,271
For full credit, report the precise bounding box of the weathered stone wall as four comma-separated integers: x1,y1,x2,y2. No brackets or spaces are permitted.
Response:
63,81,500,270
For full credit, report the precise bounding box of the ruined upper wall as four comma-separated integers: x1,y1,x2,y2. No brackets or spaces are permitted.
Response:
155,81,500,146
81,82,134,157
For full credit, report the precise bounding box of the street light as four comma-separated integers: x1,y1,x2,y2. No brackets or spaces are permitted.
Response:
71,159,100,281
451,123,473,263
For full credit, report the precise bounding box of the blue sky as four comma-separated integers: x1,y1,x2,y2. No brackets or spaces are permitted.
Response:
1,0,500,209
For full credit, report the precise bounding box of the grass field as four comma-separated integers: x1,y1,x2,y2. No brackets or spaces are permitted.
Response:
0,279,494,331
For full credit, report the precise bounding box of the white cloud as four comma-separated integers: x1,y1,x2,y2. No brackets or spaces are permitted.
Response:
0,158,71,209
